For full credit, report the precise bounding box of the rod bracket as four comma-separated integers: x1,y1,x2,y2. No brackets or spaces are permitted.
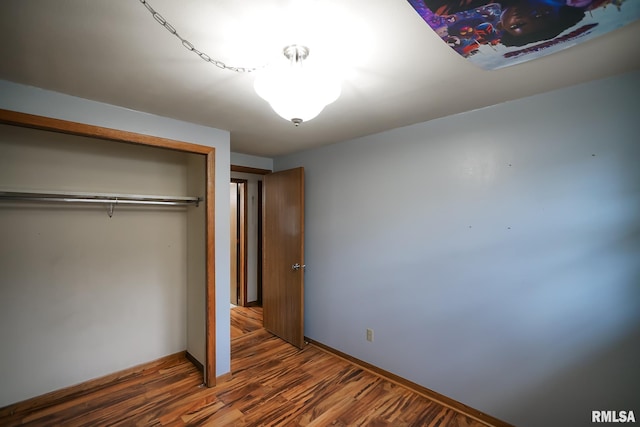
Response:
106,198,117,218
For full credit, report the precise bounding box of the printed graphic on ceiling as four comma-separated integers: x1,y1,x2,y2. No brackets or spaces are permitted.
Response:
407,0,640,69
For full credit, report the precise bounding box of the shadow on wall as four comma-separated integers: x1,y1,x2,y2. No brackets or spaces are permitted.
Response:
497,279,640,427
496,149,640,427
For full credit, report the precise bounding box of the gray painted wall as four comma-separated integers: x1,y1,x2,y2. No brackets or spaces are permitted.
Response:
274,71,640,427
187,153,207,365
231,152,273,171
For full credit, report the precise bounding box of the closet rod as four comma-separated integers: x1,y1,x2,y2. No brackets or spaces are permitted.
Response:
0,191,201,207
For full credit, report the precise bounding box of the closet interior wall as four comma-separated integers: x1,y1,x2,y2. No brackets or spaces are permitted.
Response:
0,123,205,407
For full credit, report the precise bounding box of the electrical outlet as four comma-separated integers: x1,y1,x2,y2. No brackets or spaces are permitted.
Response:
366,328,374,342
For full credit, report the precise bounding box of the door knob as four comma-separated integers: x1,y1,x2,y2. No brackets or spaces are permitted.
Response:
292,263,306,271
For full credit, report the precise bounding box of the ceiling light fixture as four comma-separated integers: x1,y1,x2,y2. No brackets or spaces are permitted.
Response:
140,0,342,126
254,44,341,126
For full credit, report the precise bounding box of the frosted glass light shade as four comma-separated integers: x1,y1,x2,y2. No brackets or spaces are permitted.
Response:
254,50,341,125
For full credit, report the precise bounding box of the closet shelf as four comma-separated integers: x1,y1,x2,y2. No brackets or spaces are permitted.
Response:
0,190,201,217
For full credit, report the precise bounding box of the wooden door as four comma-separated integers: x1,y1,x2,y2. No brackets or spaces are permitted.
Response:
263,167,305,348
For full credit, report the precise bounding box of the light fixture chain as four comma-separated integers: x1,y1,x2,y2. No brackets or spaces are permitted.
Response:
139,0,258,73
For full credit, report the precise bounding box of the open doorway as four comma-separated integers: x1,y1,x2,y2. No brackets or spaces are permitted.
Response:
230,179,247,306
229,172,265,308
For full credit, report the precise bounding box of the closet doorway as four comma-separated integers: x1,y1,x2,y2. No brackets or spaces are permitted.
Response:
0,109,218,388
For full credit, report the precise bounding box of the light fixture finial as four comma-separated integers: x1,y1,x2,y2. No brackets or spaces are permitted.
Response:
283,45,309,62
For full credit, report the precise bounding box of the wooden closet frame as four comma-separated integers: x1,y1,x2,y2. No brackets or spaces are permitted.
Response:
0,108,218,387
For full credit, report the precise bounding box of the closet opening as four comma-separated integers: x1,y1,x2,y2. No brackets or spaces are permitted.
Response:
0,109,218,393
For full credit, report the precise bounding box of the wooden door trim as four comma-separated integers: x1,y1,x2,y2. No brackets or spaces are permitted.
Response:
0,108,218,387
230,182,239,306
257,180,263,306
231,165,271,175
230,179,248,307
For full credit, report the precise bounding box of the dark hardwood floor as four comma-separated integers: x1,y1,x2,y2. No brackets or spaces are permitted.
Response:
0,306,489,426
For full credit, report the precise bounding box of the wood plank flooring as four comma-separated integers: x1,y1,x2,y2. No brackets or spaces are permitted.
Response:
1,306,488,427
231,305,263,339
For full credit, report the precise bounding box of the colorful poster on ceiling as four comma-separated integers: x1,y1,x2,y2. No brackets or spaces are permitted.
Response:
407,0,640,69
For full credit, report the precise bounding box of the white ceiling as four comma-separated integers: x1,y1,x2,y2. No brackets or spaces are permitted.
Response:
1,0,639,157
